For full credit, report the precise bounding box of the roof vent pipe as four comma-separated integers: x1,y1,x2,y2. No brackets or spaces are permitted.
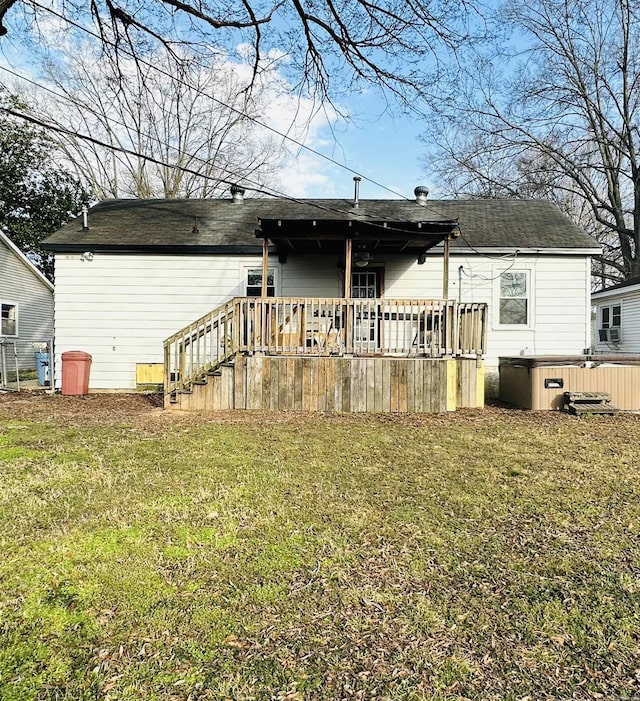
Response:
414,185,429,206
353,176,361,208
230,184,245,203
81,203,89,230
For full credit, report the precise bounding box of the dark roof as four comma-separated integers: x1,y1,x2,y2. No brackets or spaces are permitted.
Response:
439,200,597,250
43,197,599,254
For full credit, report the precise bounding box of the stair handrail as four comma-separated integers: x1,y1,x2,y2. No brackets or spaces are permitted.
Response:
164,297,489,396
164,297,241,395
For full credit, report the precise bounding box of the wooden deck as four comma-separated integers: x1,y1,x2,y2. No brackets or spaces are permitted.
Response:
167,356,484,413
164,297,487,412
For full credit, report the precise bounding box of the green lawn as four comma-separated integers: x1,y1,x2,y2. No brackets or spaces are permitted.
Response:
1,395,639,700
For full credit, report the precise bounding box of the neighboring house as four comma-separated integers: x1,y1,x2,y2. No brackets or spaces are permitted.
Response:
42,189,599,410
0,230,54,371
592,276,640,354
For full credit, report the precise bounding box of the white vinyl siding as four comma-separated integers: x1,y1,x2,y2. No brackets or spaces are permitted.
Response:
0,239,53,369
279,256,342,298
53,249,593,391
54,254,345,390
54,253,261,390
384,252,592,369
592,285,640,353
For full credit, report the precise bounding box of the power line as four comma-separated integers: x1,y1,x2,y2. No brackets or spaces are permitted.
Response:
28,0,412,202
0,104,315,205
5,68,521,253
7,3,478,238
1,70,394,222
2,8,466,236
3,105,454,237
0,63,286,198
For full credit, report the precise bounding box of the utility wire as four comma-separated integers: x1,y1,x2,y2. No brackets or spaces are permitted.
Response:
0,64,293,200
2,66,427,229
3,6,476,238
5,93,520,255
4,66,526,255
460,252,519,282
28,0,412,202
1,105,324,206
3,105,456,237
21,1,473,232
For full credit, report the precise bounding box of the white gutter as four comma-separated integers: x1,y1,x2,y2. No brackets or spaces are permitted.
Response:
447,246,602,256
592,283,640,300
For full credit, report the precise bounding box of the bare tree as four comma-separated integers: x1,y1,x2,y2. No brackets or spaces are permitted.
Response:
425,0,640,287
31,46,284,199
0,0,480,107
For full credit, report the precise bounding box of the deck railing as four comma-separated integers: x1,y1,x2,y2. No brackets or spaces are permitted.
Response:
164,297,488,395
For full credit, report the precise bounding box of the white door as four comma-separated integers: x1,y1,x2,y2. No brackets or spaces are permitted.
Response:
351,270,380,352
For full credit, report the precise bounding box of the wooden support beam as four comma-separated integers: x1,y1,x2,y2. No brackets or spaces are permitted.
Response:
443,236,450,299
344,238,353,297
261,237,269,297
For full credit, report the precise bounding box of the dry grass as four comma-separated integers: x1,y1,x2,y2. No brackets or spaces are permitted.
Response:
1,393,640,700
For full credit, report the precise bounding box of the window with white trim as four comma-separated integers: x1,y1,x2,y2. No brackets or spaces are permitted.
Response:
600,304,621,330
1,302,17,336
246,268,275,297
498,271,529,325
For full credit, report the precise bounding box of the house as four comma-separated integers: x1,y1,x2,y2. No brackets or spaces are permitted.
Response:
42,188,600,411
0,230,54,375
591,276,640,353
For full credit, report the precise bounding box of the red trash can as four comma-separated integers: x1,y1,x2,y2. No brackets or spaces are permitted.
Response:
61,351,92,396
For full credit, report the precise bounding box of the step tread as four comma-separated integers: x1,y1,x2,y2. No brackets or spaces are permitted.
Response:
567,402,618,415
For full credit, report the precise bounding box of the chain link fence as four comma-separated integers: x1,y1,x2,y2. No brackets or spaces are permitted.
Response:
0,339,54,392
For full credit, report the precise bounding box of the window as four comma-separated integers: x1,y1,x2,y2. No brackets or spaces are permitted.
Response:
351,270,380,298
246,268,275,297
1,302,17,336
601,304,621,329
499,271,528,325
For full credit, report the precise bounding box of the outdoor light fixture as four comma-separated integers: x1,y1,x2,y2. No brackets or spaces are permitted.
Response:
354,251,370,267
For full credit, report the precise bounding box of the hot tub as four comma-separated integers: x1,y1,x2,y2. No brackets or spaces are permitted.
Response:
499,355,640,410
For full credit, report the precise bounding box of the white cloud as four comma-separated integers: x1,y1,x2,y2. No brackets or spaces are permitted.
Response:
2,21,348,200
267,101,346,196
217,54,346,198
275,152,342,198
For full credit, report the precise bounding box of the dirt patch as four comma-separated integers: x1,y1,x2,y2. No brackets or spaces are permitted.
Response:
0,391,164,426
0,391,499,430
2,390,640,435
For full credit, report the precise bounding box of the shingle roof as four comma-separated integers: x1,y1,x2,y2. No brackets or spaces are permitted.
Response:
439,200,597,250
43,197,599,252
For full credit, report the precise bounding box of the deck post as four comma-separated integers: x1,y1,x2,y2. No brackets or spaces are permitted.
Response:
261,237,269,297
443,235,450,299
344,238,352,297
344,239,353,351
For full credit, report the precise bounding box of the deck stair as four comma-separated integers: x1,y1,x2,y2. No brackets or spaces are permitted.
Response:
563,391,618,415
163,297,488,409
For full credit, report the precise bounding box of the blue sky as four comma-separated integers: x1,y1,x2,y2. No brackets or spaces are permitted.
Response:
272,88,431,201
0,2,445,204
322,106,428,201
